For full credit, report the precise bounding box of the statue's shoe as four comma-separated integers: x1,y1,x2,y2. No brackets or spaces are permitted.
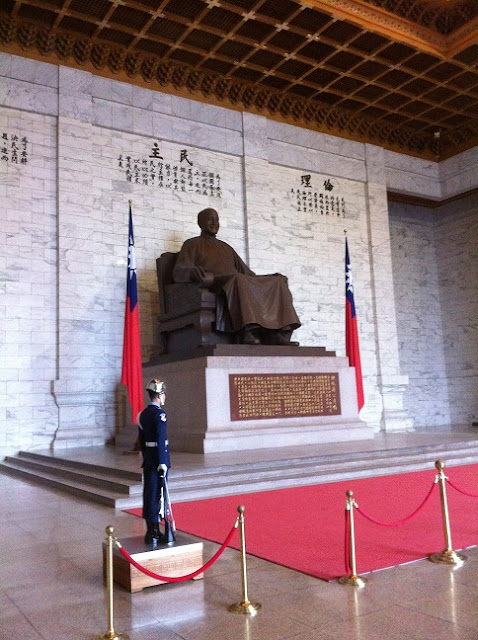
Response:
241,329,260,345
274,333,299,346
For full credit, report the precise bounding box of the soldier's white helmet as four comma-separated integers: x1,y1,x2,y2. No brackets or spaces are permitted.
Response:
146,379,166,394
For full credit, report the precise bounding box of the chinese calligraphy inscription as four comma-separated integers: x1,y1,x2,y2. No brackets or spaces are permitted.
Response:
1,133,28,164
229,373,341,421
291,174,346,217
118,141,222,197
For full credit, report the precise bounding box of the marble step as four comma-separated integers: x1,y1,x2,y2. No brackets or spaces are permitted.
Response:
169,441,478,486
15,450,142,481
0,460,135,508
2,453,142,495
2,440,478,509
13,440,478,487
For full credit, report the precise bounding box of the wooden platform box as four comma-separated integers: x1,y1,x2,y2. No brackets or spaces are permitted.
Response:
103,534,204,593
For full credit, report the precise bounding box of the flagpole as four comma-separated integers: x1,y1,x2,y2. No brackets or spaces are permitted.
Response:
121,200,144,429
345,233,364,412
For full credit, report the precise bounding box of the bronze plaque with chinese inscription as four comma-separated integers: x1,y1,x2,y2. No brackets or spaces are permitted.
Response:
229,373,341,421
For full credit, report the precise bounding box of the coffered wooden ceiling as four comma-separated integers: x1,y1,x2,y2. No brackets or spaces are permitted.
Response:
1,0,478,160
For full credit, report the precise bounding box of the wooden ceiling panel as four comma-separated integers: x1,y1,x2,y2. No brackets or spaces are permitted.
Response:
164,0,207,21
1,0,478,159
255,0,301,21
320,20,362,44
199,6,244,31
453,44,478,65
235,19,276,41
98,28,136,47
68,0,111,20
109,6,152,31
136,38,169,56
58,14,97,36
147,17,187,40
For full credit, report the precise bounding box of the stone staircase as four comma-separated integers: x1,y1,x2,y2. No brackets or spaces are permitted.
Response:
2,440,478,509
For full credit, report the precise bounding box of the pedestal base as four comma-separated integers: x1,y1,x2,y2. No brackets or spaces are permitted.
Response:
143,346,373,453
228,600,262,616
429,549,467,566
103,534,204,592
94,632,130,640
338,574,368,588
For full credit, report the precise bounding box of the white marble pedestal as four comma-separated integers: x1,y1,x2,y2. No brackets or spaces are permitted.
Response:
143,346,372,453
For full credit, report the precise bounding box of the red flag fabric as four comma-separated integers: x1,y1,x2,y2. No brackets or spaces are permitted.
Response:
345,237,364,411
121,203,144,424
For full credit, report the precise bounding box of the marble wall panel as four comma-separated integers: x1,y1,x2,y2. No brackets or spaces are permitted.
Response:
91,75,243,131
0,76,58,116
0,105,58,453
439,147,478,198
92,99,243,156
434,197,478,424
266,119,365,161
0,53,58,87
268,139,366,181
384,150,441,199
389,202,451,427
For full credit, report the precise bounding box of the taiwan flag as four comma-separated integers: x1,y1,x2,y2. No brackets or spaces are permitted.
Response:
345,237,364,411
121,203,144,424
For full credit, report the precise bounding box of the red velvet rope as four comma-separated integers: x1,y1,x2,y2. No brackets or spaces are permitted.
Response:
116,522,238,583
344,509,351,573
447,477,478,498
356,481,436,527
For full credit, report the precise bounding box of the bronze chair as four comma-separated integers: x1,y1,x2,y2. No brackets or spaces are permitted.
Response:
156,252,232,353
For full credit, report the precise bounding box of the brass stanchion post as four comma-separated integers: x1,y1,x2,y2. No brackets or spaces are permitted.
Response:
429,460,466,566
228,505,262,615
95,526,130,640
339,490,367,587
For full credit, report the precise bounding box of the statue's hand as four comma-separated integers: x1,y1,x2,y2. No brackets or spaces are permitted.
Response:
200,271,215,288
190,266,207,282
191,266,214,287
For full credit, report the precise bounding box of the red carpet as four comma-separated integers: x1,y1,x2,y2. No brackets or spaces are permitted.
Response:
125,464,478,581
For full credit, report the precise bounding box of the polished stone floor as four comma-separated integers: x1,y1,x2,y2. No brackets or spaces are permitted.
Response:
2,431,478,640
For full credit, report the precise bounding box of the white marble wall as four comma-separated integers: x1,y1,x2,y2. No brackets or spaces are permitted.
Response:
434,196,478,424
384,150,441,200
0,105,58,452
389,196,478,426
389,202,451,427
0,51,476,455
439,148,478,199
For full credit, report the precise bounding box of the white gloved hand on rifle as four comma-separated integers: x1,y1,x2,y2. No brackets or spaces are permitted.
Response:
157,463,168,474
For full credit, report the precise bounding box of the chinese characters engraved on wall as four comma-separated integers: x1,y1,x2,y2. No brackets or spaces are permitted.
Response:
290,174,346,217
118,141,222,197
229,373,341,421
1,133,28,164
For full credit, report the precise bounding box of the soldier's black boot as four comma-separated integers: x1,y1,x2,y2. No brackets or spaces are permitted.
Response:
151,524,162,547
144,522,155,545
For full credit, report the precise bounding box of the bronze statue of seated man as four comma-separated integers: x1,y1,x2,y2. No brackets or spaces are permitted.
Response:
172,208,301,345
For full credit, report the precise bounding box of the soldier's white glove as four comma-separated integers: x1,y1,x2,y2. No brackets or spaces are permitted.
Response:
158,463,168,474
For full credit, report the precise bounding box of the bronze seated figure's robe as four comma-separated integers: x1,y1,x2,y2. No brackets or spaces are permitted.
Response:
172,235,301,334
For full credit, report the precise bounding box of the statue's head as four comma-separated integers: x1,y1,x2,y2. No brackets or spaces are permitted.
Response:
198,208,219,237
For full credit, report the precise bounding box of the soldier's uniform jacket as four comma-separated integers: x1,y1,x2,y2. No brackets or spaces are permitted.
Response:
138,402,171,471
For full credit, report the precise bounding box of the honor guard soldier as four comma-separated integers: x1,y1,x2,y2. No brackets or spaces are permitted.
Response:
138,379,172,546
